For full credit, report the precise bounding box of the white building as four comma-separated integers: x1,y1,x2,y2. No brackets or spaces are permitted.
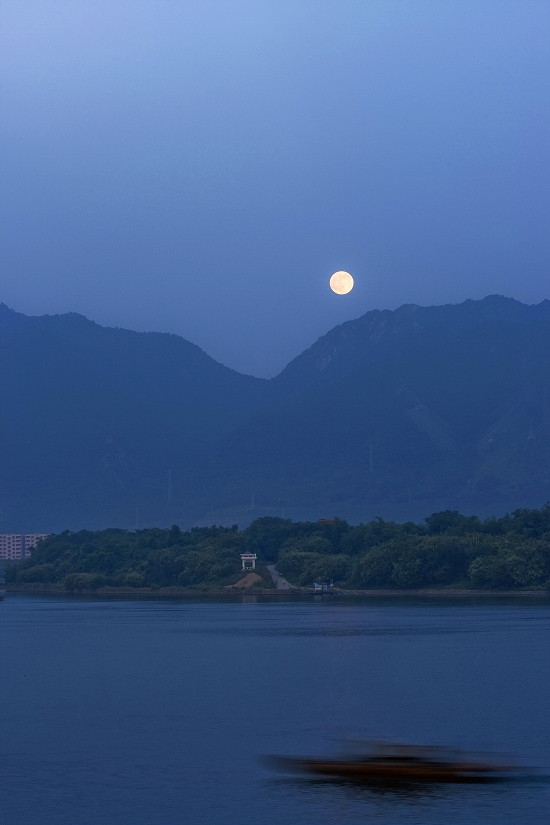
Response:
0,533,49,560
240,551,257,570
0,533,22,560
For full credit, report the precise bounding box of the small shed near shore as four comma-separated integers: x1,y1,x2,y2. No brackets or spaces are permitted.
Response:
314,579,334,593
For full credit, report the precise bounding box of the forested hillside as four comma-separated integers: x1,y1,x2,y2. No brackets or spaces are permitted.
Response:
6,506,548,591
193,296,550,524
1,296,548,531
0,303,266,529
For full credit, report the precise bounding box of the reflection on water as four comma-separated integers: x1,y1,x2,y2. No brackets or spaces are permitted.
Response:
274,774,463,799
1,594,548,825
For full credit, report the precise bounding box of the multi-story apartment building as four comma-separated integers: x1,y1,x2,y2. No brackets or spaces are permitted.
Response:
0,533,49,560
0,533,22,560
23,533,49,556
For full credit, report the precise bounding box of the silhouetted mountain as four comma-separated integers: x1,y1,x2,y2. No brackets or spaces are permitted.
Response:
1,296,548,531
273,295,549,397
186,296,550,524
0,303,266,530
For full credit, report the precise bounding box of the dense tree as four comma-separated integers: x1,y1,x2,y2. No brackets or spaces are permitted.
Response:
5,505,548,591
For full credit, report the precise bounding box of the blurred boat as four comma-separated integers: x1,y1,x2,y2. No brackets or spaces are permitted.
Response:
266,741,515,784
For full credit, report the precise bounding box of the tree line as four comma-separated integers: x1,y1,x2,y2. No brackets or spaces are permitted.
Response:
5,505,549,591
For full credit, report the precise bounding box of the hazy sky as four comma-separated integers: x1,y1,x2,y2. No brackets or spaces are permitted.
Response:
1,1,548,376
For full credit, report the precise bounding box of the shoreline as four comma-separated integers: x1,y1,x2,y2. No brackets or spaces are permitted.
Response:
4,585,548,598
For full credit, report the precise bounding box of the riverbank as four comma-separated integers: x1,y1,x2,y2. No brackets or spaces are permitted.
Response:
4,584,548,597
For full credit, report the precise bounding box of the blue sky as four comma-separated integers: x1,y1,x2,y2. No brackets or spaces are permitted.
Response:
1,1,548,376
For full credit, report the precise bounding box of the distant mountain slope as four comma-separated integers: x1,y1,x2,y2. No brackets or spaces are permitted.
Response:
272,295,549,397
0,296,548,532
188,296,549,523
0,304,266,530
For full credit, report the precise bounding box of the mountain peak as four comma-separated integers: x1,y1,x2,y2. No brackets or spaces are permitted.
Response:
273,295,550,393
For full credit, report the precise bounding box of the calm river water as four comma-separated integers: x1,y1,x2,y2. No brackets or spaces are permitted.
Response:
1,594,549,825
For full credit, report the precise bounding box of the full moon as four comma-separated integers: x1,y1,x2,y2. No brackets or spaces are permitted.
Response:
329,270,354,295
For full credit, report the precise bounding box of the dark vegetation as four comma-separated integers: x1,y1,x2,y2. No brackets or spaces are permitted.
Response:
6,505,548,591
1,296,549,532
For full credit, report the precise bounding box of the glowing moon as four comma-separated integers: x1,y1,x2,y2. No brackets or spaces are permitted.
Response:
329,270,354,295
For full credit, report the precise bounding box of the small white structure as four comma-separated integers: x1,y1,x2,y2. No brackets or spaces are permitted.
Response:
240,551,257,570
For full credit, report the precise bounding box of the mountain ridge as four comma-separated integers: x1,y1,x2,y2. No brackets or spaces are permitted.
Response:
0,296,548,531
271,295,550,395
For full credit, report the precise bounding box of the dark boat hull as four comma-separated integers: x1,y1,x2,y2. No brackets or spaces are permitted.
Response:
270,756,509,783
